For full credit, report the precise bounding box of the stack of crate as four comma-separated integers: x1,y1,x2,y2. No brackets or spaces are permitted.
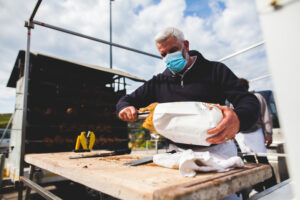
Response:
8,51,132,154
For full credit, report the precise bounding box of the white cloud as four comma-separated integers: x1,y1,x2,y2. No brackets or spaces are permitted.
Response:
213,0,263,47
0,0,273,113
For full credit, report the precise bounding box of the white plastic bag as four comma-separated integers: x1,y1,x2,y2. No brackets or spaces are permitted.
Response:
152,102,223,146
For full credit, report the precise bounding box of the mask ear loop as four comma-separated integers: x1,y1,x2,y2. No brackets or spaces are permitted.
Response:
182,47,189,64
181,43,188,59
181,39,190,62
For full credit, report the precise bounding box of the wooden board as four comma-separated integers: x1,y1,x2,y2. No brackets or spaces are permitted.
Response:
25,151,272,200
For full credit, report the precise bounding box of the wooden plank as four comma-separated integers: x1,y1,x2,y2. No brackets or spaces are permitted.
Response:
153,164,271,200
25,151,272,200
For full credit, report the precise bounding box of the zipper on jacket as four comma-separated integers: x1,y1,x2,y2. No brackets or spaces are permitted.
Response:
181,79,184,88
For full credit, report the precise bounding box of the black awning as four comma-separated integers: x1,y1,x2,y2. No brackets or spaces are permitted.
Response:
7,50,145,88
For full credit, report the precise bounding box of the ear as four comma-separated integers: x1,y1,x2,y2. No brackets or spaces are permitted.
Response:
183,40,189,51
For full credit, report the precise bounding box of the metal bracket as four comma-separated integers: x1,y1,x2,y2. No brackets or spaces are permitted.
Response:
24,21,34,29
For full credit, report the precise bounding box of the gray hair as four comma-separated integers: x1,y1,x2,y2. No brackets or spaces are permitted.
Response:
154,27,185,43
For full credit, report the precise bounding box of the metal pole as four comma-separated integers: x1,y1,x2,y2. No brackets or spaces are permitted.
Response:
123,77,126,90
32,20,161,59
21,176,63,200
249,74,271,82
29,0,42,21
109,0,113,69
19,1,42,200
218,41,265,62
25,165,35,200
18,23,32,200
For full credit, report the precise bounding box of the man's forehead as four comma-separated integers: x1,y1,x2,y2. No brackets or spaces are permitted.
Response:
157,36,181,48
163,35,179,44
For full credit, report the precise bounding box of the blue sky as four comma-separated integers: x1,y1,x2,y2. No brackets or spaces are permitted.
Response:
0,0,273,113
185,0,225,18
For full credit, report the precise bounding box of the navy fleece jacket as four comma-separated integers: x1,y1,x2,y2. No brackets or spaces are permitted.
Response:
116,50,259,131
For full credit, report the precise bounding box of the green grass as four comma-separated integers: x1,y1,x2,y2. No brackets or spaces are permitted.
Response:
0,113,12,128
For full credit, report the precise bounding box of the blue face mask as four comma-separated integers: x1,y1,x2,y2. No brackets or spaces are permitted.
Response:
163,50,187,73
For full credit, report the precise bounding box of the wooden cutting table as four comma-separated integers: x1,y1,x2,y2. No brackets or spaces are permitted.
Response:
24,151,272,200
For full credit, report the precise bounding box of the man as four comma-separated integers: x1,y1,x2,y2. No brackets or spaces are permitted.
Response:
235,78,277,191
116,27,259,151
235,78,273,153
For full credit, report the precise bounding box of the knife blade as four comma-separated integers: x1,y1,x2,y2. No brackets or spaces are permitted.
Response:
69,149,131,159
123,150,176,166
137,111,150,119
69,152,114,159
123,156,154,166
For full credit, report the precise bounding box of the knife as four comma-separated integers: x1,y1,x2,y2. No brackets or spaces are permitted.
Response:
123,150,176,166
69,149,131,159
69,152,114,159
137,111,150,119
123,156,154,166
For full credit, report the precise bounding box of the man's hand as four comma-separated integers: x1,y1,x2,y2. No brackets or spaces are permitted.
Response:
206,105,240,144
118,106,138,122
265,136,272,147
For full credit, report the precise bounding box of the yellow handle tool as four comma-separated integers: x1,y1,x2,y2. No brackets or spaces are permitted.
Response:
87,131,95,150
74,131,95,152
75,135,81,151
79,131,88,150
